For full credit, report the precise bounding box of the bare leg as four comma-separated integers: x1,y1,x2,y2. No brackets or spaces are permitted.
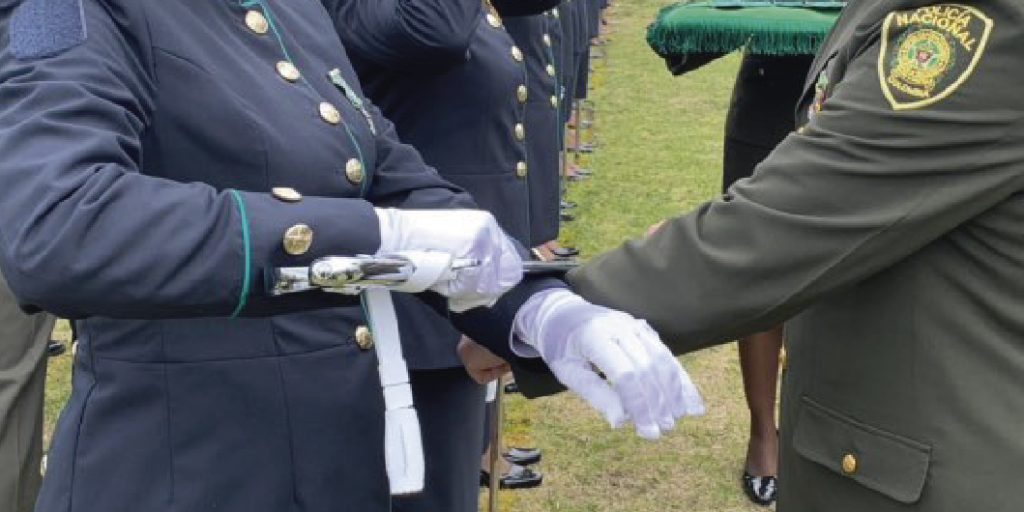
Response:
739,325,783,477
480,444,510,475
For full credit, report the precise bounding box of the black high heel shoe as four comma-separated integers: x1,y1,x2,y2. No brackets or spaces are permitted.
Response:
741,472,777,507
480,464,543,489
502,447,541,466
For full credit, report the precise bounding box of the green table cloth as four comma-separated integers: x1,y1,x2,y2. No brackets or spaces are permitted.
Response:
647,1,845,57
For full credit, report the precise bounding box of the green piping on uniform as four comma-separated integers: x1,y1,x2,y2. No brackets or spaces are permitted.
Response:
344,125,371,198
229,190,252,317
240,0,315,92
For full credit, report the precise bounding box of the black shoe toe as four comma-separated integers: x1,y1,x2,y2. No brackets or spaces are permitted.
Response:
503,447,542,466
741,472,777,507
501,465,543,489
47,341,66,357
551,247,579,258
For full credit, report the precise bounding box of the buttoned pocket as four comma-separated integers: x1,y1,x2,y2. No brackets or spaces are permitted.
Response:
793,396,932,504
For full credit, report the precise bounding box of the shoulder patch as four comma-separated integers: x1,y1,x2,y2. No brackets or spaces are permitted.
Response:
877,4,993,111
10,0,87,60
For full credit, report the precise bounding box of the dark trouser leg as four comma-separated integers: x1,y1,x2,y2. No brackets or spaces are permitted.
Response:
0,272,55,512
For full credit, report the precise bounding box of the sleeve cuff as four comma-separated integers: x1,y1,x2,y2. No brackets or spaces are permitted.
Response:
235,191,382,305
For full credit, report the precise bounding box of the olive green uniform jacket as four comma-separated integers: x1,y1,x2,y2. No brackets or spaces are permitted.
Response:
562,1,1024,510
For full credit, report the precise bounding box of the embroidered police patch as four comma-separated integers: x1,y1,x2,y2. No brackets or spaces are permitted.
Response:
877,4,993,111
10,0,87,60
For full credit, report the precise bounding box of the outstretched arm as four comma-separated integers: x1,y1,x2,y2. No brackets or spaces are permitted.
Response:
568,18,1024,354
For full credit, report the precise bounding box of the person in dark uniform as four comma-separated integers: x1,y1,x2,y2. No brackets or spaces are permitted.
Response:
722,52,815,507
556,0,577,129
0,1,691,511
0,272,55,512
571,0,591,108
329,0,557,509
504,12,562,256
561,0,595,179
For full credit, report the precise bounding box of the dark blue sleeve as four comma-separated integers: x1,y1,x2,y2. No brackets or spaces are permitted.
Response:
324,0,482,70
0,2,386,319
453,275,565,398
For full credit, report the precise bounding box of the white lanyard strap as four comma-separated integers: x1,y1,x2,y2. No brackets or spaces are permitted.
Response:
364,287,424,496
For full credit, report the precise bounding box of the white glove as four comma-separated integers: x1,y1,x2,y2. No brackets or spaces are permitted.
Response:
513,289,704,440
375,208,523,312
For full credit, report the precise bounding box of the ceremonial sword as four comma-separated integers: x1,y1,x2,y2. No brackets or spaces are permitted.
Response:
269,253,576,496
270,256,576,296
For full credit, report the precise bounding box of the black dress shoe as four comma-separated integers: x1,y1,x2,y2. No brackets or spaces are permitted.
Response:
551,247,579,258
742,472,777,507
504,381,519,394
503,447,542,466
47,341,66,357
480,465,543,489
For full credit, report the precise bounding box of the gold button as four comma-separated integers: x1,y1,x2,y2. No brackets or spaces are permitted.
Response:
550,95,558,109
543,34,552,47
345,158,364,185
515,161,528,178
354,325,374,350
511,46,523,63
272,187,302,202
245,10,269,35
276,61,301,82
546,64,556,77
486,13,502,28
319,102,341,125
514,123,525,141
841,454,858,475
282,224,314,256
516,85,528,103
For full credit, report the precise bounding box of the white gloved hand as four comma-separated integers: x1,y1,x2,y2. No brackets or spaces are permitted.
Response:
376,208,523,312
513,289,704,440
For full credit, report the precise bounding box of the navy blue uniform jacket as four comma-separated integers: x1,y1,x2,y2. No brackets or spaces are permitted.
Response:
333,0,557,368
504,13,562,246
0,0,555,510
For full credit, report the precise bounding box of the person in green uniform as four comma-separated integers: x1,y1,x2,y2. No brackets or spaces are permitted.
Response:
0,272,55,512
658,47,816,506
485,1,1023,510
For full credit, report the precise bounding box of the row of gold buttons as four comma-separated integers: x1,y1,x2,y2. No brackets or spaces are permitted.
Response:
484,1,529,179
541,14,558,109
246,7,374,349
244,7,367,258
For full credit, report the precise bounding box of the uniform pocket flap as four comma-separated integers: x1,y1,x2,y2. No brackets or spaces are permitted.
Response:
793,396,931,504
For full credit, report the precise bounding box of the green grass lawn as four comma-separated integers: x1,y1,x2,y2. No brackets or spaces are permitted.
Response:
44,2,765,510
